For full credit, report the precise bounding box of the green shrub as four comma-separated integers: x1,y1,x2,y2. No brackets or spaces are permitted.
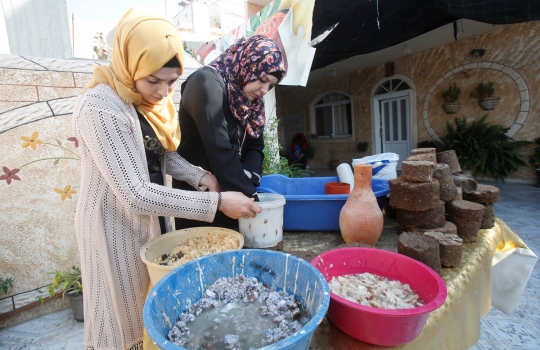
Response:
1,277,13,294
357,142,369,152
38,266,82,303
529,137,540,169
416,140,446,152
263,117,313,178
439,115,531,182
442,83,461,103
470,81,495,100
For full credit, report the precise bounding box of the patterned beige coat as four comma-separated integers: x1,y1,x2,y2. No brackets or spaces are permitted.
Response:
73,84,219,349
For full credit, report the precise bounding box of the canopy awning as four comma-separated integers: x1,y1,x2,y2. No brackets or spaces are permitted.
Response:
311,0,540,70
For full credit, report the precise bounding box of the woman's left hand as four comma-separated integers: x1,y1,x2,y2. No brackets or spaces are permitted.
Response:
199,173,221,191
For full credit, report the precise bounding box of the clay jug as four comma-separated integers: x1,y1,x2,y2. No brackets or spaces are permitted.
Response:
339,163,384,245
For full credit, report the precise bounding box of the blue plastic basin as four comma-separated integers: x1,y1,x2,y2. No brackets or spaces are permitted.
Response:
257,175,390,231
143,250,331,350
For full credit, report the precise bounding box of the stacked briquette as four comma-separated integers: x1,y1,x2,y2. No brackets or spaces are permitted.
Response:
436,150,490,242
392,148,464,271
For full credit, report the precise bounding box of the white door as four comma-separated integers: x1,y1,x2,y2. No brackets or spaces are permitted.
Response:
380,96,410,170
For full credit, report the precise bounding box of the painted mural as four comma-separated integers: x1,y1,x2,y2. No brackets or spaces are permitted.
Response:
0,56,97,326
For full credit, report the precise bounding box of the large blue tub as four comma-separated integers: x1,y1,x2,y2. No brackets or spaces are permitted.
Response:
257,175,390,231
143,250,330,350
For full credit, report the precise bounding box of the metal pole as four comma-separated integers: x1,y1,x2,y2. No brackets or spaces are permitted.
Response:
72,13,75,57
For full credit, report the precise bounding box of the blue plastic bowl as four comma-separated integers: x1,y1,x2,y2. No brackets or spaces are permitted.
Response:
257,175,390,231
143,250,331,350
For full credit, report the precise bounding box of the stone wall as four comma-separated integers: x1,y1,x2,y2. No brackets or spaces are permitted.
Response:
0,55,100,327
277,21,540,183
0,54,185,328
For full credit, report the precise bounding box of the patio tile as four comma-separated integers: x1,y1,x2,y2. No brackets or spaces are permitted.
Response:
510,321,540,349
482,318,522,346
471,318,509,349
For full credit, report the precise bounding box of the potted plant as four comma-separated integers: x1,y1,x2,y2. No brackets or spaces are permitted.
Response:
1,277,13,295
529,137,540,187
39,266,84,322
305,142,316,168
470,81,500,110
439,115,531,182
441,83,461,114
357,141,369,153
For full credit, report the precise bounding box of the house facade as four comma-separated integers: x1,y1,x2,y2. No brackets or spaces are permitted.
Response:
277,20,540,183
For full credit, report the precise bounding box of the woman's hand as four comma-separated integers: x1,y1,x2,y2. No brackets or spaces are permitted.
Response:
199,173,221,191
220,192,262,219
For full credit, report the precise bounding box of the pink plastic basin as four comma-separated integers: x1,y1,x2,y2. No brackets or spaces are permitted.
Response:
311,247,447,346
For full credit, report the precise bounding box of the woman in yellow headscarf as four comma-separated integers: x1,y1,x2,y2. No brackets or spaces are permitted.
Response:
73,8,261,349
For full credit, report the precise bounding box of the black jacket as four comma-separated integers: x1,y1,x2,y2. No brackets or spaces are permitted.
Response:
173,67,264,229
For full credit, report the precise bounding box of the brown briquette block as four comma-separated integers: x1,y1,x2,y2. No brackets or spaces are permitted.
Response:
411,148,436,156
426,221,458,235
437,150,462,174
433,163,458,201
423,231,463,267
447,200,485,243
384,194,397,220
480,204,495,229
406,153,437,164
396,221,458,236
446,190,462,216
455,187,463,200
401,161,435,183
398,231,441,274
396,200,445,230
463,184,500,205
389,178,440,211
453,174,478,194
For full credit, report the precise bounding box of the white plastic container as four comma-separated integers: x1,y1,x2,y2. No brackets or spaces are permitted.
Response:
239,193,286,248
336,163,355,191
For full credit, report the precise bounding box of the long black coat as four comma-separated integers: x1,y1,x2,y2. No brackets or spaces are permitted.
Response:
173,67,264,229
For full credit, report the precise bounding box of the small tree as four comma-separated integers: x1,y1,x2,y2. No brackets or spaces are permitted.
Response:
470,81,495,100
442,83,461,103
93,32,110,61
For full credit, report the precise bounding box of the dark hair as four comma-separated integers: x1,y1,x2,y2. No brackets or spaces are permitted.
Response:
163,55,181,68
268,71,284,81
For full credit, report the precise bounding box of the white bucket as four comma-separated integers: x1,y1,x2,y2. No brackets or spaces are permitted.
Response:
239,193,286,248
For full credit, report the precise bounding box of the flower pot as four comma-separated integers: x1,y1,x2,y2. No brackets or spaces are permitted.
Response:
478,96,500,110
324,182,350,194
67,293,84,322
442,101,461,114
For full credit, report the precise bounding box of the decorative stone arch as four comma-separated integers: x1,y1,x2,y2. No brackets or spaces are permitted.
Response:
423,61,530,142
370,74,417,154
309,89,355,141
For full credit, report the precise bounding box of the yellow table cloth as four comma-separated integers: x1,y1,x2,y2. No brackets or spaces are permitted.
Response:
143,217,523,350
309,217,517,350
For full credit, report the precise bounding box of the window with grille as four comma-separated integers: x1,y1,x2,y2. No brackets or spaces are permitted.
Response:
311,92,352,138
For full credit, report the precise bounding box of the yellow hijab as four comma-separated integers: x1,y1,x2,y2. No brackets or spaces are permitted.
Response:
85,7,185,151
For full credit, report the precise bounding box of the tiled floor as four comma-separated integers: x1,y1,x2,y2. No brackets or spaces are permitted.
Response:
469,181,540,350
0,308,84,349
0,179,538,349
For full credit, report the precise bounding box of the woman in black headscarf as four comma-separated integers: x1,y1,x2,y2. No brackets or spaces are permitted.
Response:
174,35,287,229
